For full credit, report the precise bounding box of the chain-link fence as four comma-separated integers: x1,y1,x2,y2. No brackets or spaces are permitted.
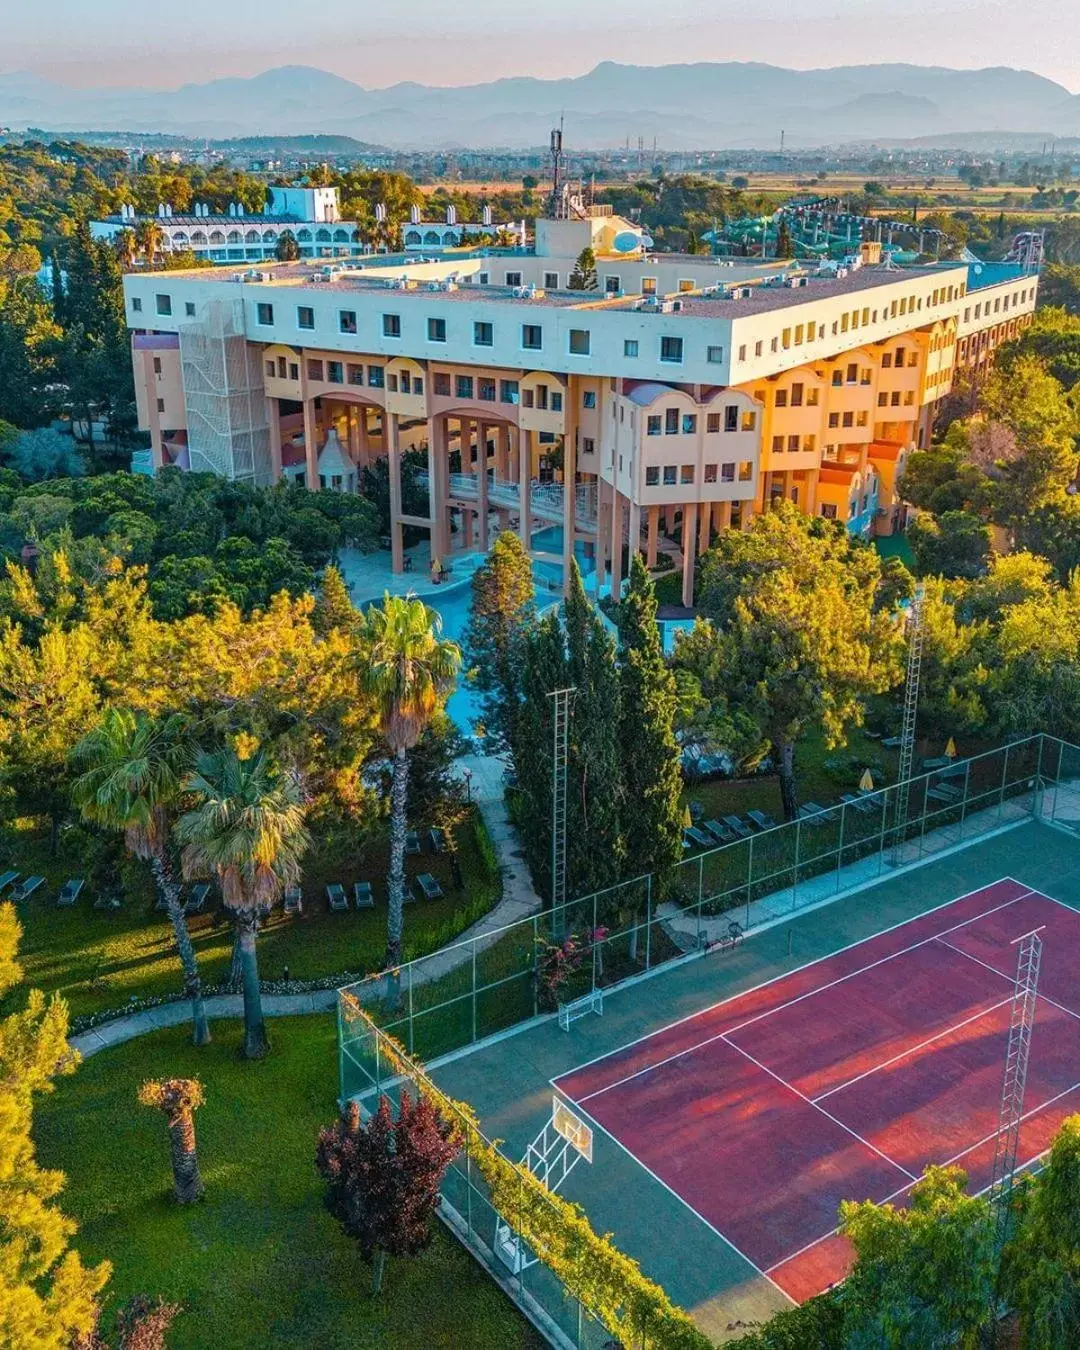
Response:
340,734,1066,1078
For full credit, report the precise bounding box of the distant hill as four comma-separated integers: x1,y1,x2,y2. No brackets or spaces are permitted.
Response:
0,61,1076,149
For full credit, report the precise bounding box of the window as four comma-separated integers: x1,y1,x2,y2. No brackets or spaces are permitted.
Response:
832,370,843,386
707,345,724,364
583,390,597,409
680,465,695,484
522,324,543,351
265,359,275,377
738,461,753,481
842,411,854,428
153,356,163,375
473,321,493,347
707,413,721,434
647,415,662,436
878,392,888,407
738,344,747,361
741,410,756,432
908,351,919,367
544,272,559,289
682,414,697,434
327,360,343,384
339,309,357,334
307,359,323,380
755,340,763,357
156,398,165,414
677,279,694,293
297,305,314,330
704,464,718,484
500,380,519,404
433,372,451,396
367,365,384,388
790,383,803,408
772,436,784,453
582,436,595,454
641,277,657,295
828,412,839,428
807,388,819,406
663,466,677,485
807,322,817,341
277,356,287,378
846,363,858,384
624,339,639,358
289,362,299,380
478,272,489,285
185,301,195,317
787,434,800,452
568,329,591,356
660,336,683,364
257,302,274,326
131,297,142,312
794,324,804,345
894,347,905,366
551,390,563,412
155,294,172,316
720,462,735,483
665,408,679,435
382,313,401,338
456,374,474,399
427,317,446,342
348,363,364,386
646,466,660,485
775,389,788,408
821,503,837,520
505,271,522,287
891,391,901,407
782,327,792,349
478,378,496,402
881,352,892,368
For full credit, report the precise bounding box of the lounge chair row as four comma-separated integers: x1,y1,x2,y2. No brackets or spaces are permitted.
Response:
683,809,779,851
320,872,444,913
153,883,211,915
405,827,448,856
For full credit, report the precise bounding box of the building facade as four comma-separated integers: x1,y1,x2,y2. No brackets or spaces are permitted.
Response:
121,209,1038,604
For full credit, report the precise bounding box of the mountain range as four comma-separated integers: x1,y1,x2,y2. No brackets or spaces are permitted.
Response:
2,61,1080,150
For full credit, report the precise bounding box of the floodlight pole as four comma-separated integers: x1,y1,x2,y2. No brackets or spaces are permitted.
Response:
892,583,925,863
549,687,576,915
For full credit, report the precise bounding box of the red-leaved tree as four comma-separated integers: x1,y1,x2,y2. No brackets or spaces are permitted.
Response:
315,1092,459,1293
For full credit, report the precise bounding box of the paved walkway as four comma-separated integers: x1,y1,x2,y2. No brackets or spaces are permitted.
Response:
71,754,542,1059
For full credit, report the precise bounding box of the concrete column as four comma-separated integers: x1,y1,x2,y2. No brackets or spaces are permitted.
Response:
141,349,166,471
610,491,624,597
302,397,319,490
387,413,404,574
347,405,361,465
698,499,712,555
496,423,509,479
627,499,641,570
716,500,733,534
267,397,282,484
517,427,532,552
646,506,659,567
430,416,452,559
561,422,577,594
741,498,757,532
682,502,699,608
477,435,490,550
805,467,820,516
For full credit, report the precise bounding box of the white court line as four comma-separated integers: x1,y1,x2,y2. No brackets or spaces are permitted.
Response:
717,1034,919,1182
574,886,1036,1107
936,936,1080,1026
557,875,1032,1087
765,1073,1080,1275
551,1088,798,1307
812,994,1016,1104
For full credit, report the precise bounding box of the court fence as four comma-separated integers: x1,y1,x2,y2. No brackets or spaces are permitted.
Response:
337,732,1080,1347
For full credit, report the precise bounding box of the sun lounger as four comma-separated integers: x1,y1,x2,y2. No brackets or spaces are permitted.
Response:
685,826,713,849
703,819,733,844
415,872,444,902
921,755,951,771
93,894,122,911
722,814,752,840
841,793,877,816
354,881,374,910
56,878,84,907
926,786,957,804
689,801,705,824
283,886,302,914
327,883,349,912
881,736,903,749
0,870,19,893
405,830,421,856
931,781,963,801
747,809,777,832
11,875,44,902
185,883,210,914
798,802,834,823
428,827,447,854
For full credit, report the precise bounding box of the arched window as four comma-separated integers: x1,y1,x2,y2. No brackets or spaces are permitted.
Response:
333,228,348,242
171,231,188,245
227,230,242,244
297,229,311,242
316,228,331,242
404,230,422,246
208,230,225,244
191,231,207,246
262,230,277,242
245,230,260,243
423,230,440,245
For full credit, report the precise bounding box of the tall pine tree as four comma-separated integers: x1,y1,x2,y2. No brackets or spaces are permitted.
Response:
616,556,683,878
462,530,535,752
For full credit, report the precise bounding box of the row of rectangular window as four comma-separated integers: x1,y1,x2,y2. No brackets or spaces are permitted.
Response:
644,462,754,486
770,434,817,453
645,407,756,435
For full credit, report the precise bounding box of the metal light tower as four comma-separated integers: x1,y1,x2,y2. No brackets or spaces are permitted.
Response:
549,687,575,913
989,928,1043,1254
892,584,926,860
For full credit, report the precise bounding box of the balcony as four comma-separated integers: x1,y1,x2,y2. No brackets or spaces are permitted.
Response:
436,472,598,530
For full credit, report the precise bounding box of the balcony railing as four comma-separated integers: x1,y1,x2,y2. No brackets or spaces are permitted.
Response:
442,474,598,530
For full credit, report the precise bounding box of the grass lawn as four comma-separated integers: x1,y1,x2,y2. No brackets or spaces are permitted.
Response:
34,1015,542,1350
6,808,501,1023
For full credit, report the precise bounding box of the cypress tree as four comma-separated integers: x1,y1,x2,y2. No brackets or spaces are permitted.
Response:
463,530,535,752
510,611,566,901
313,563,357,635
616,556,684,878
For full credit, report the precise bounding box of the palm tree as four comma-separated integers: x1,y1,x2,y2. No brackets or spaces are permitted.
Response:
361,595,460,967
72,708,211,1046
138,1077,205,1204
113,228,138,271
134,219,165,267
175,748,309,1059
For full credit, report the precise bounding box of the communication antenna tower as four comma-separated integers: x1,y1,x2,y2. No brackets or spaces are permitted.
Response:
549,687,575,911
549,120,565,219
988,928,1043,1254
891,584,925,861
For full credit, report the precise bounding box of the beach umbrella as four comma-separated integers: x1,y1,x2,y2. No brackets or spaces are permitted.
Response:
944,737,957,759
859,768,875,792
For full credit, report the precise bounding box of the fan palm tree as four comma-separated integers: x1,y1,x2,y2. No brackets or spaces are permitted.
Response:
175,748,309,1059
72,708,211,1045
113,228,138,271
134,219,165,267
138,1077,205,1204
361,595,460,967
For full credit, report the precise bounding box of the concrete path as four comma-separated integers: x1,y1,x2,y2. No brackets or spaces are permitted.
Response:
71,754,542,1059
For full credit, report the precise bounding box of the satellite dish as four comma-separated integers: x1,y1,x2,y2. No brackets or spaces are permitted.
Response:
612,230,641,253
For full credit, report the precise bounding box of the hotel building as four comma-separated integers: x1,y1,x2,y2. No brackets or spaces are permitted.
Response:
121,207,1038,604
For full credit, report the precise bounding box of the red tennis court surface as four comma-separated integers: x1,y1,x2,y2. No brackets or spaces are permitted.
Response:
554,878,1080,1303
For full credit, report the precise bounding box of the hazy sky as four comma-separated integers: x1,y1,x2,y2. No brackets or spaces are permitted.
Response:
3,0,1078,92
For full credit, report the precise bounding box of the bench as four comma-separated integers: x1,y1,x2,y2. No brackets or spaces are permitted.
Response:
557,988,604,1031
705,919,745,955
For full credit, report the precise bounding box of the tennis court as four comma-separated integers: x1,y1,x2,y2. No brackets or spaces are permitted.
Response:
553,876,1080,1303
